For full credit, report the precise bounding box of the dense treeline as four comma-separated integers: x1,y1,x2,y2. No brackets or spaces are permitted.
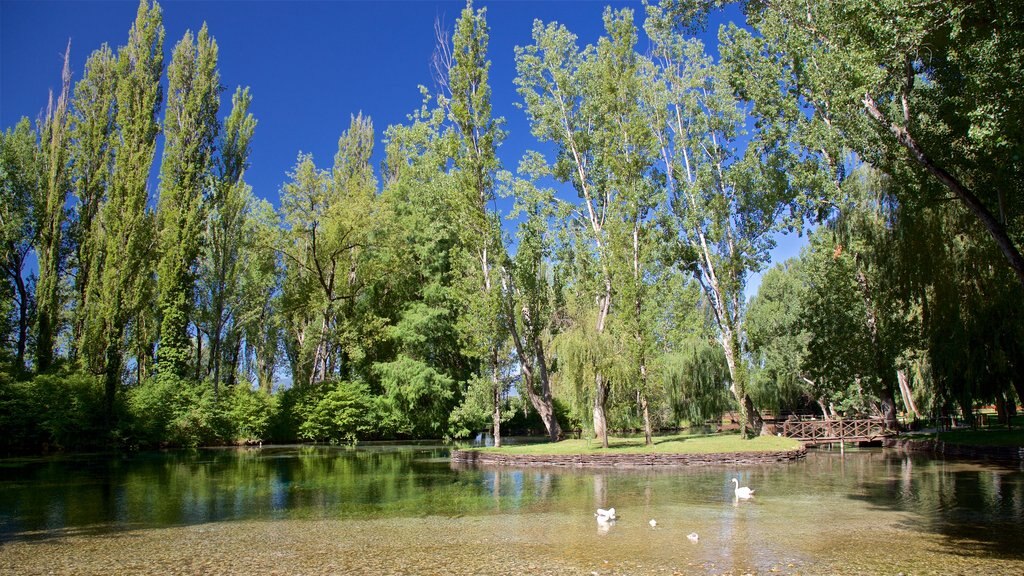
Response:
1,0,1020,452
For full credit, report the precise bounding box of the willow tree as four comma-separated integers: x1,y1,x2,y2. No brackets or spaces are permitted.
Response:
155,24,221,380
34,44,73,372
86,0,164,419
732,0,1024,289
69,44,117,364
642,4,809,437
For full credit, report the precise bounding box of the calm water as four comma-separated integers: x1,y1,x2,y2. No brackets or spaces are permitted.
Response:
1,443,1023,575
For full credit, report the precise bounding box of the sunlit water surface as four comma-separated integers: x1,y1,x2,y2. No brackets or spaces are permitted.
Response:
1,443,1022,575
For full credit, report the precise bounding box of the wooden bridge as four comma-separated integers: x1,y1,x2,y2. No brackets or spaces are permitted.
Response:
781,418,894,445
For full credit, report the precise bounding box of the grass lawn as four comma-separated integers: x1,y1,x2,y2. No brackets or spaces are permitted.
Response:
933,427,1024,447
466,432,801,455
905,415,1024,447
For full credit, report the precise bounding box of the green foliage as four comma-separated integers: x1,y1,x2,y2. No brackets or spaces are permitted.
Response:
3,0,1022,452
662,339,734,425
155,23,221,378
0,119,40,372
128,374,226,448
0,372,107,452
69,43,117,365
34,46,73,372
297,380,374,444
374,356,457,438
746,259,813,412
222,384,275,442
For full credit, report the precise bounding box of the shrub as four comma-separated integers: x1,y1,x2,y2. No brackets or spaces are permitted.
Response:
297,380,375,444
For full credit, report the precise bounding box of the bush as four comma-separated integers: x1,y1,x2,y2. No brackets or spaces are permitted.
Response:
297,380,376,444
222,384,275,443
127,374,227,448
0,372,108,452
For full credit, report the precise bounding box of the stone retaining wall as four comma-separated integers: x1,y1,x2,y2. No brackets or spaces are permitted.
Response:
450,446,806,469
883,437,1024,461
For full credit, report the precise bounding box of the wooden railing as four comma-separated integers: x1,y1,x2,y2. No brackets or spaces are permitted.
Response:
781,418,893,444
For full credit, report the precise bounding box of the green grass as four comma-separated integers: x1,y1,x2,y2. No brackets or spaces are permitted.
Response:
903,414,1024,447
933,427,1024,448
466,432,801,455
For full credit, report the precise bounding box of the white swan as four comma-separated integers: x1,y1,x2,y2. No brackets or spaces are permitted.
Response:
687,532,699,542
732,478,755,499
595,507,616,521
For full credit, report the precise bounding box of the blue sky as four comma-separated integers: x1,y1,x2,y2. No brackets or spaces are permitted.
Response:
1,0,805,297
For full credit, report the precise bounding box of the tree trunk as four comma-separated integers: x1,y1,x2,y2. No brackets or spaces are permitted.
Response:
896,368,922,419
13,270,29,373
640,390,653,446
722,329,763,437
532,338,561,442
816,398,831,420
594,374,609,448
502,273,562,443
491,350,501,448
103,341,122,428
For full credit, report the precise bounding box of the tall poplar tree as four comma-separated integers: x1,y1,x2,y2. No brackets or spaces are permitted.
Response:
69,44,118,365
444,0,507,446
87,0,164,420
34,44,73,371
197,86,256,392
155,24,220,380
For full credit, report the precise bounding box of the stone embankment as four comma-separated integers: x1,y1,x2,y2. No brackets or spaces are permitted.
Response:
883,437,1024,461
450,446,806,469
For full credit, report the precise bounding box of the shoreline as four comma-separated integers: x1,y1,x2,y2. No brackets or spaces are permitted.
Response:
450,445,807,468
882,436,1024,461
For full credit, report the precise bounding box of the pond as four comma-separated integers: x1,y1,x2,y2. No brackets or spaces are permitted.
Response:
1,443,1022,575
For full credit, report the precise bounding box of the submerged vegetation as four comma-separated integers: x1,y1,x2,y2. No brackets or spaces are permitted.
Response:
1,0,1021,453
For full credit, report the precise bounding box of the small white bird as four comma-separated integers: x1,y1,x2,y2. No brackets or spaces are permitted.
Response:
649,519,657,528
732,477,755,499
595,507,617,521
687,532,699,542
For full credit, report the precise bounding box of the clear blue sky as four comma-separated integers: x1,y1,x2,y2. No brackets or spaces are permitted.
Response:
1,0,804,297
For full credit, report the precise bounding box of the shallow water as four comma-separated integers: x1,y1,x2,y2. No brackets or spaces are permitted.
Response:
1,443,1022,575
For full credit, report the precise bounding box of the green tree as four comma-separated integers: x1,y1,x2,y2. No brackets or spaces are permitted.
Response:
86,0,164,421
377,95,472,439
69,44,118,365
746,260,815,415
155,24,221,380
279,114,380,387
34,44,73,372
197,86,257,392
731,0,1024,288
443,0,508,446
0,119,39,372
502,166,563,442
643,4,807,437
515,8,650,448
